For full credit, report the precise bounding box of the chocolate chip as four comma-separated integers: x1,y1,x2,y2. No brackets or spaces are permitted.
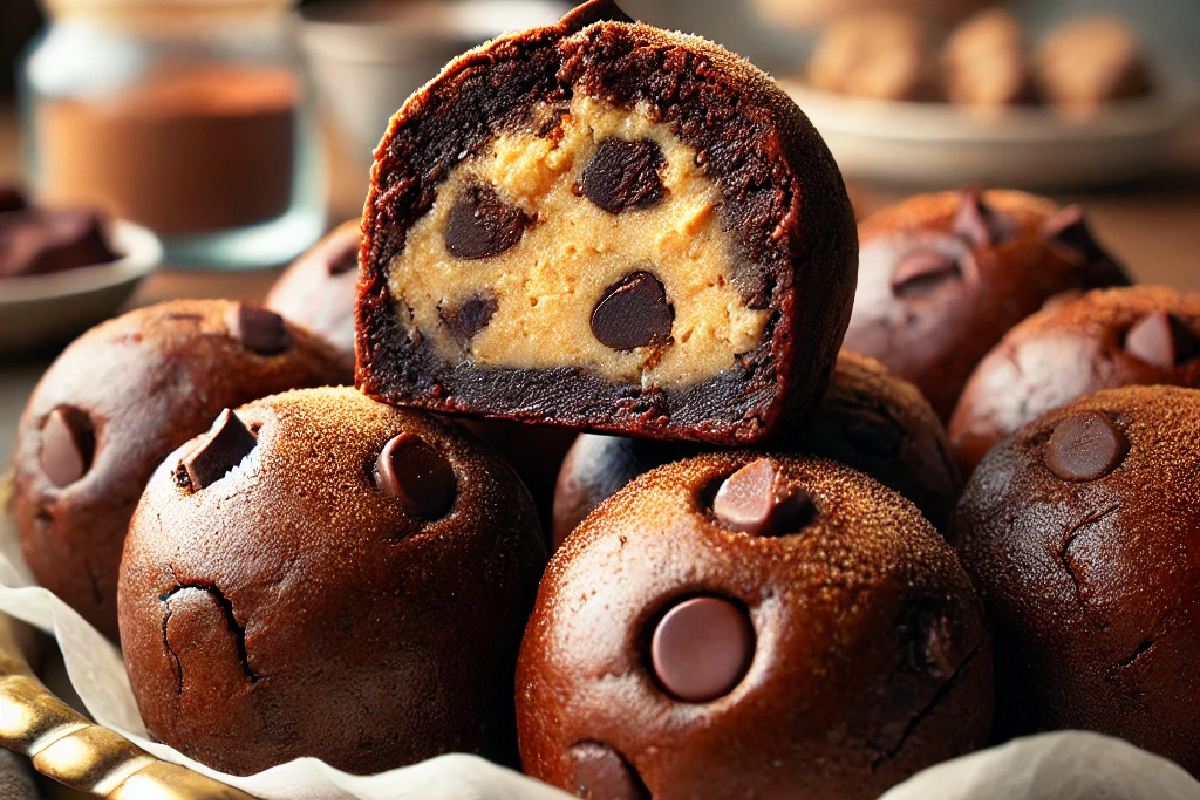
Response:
444,183,527,260
0,184,26,214
181,410,258,490
953,190,1010,248
1044,411,1129,482
1124,310,1197,370
374,432,456,520
713,458,815,537
582,138,665,214
227,304,291,356
569,743,647,800
891,250,961,296
559,0,635,33
327,238,359,276
40,407,96,488
1041,205,1103,261
441,295,498,342
650,596,754,702
591,271,674,351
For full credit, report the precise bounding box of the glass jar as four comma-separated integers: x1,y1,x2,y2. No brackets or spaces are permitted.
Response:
21,0,325,269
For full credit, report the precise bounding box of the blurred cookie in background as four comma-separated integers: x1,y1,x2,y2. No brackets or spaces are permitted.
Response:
942,9,1034,112
809,11,936,101
1035,16,1153,120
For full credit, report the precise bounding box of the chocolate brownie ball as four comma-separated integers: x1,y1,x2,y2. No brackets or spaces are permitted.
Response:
942,9,1034,111
1035,16,1152,120
954,386,1200,773
118,388,548,776
844,190,1131,420
9,301,348,639
950,287,1200,472
265,220,360,364
552,351,961,545
808,11,935,102
519,453,992,800
358,0,858,445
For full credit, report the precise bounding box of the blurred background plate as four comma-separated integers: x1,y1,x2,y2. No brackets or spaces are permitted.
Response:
0,220,162,355
784,79,1200,189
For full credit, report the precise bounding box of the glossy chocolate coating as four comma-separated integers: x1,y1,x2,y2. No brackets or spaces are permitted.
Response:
552,351,962,545
844,190,1130,420
953,386,1200,774
10,301,349,639
519,453,993,800
950,287,1200,472
119,388,548,776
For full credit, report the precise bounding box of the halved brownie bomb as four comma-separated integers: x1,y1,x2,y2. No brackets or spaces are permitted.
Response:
950,287,1200,472
954,386,1200,775
118,388,548,776
551,350,961,545
844,190,1130,420
357,0,858,445
9,301,348,639
265,219,361,365
519,453,992,800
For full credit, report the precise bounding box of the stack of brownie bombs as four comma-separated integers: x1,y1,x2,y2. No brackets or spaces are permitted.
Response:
10,1,1200,798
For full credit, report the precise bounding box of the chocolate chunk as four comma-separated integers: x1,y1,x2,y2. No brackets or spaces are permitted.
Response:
1044,411,1129,482
441,295,499,342
591,271,674,351
1042,205,1104,262
0,184,27,214
891,250,961,296
227,305,291,356
374,432,457,520
582,139,666,214
650,596,754,702
1124,310,1197,370
560,0,635,33
953,190,1010,248
40,407,96,488
444,183,527,260
713,458,815,537
569,742,647,800
181,410,258,490
328,238,359,276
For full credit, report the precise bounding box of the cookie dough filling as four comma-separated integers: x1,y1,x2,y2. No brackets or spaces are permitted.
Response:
388,94,770,389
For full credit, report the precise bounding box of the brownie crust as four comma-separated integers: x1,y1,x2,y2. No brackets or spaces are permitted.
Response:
357,0,857,445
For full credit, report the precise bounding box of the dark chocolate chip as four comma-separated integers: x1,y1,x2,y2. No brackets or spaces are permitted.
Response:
1044,411,1129,482
953,190,1010,248
327,239,359,276
444,183,527,260
891,250,961,296
0,184,26,214
181,410,258,490
650,596,753,702
227,304,291,356
581,138,665,214
40,406,96,488
713,458,815,537
591,271,674,351
441,295,499,342
559,0,635,33
569,743,647,800
1124,310,1198,370
1042,205,1104,262
374,432,456,520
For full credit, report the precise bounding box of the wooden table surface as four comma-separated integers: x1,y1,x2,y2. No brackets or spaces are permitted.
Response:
2,106,1200,468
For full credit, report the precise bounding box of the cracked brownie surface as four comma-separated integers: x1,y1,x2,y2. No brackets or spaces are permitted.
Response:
357,0,857,445
9,300,348,640
117,388,548,776
954,385,1200,773
519,453,992,800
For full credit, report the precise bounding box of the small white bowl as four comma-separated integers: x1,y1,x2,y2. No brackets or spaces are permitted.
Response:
0,219,163,355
